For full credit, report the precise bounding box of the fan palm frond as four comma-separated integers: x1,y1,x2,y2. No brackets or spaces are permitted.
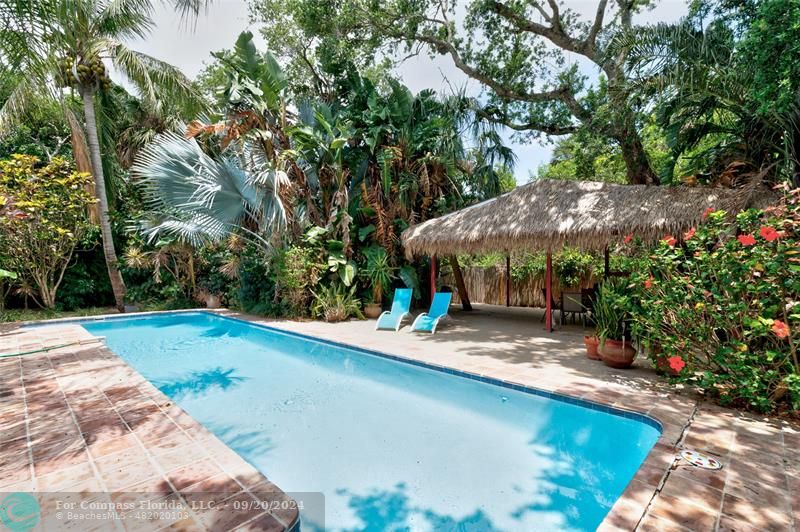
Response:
131,131,287,247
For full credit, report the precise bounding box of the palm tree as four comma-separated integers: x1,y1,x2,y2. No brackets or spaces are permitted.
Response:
0,0,205,311
616,20,799,184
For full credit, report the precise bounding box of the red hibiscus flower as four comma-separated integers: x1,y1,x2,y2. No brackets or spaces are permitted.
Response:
644,278,654,289
702,207,715,219
737,234,756,246
684,228,696,240
623,234,634,244
759,226,780,242
668,356,686,373
772,320,790,339
663,235,677,246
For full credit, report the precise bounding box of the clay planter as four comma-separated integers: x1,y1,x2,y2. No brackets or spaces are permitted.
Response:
584,335,601,360
364,303,383,319
206,294,221,309
599,338,636,369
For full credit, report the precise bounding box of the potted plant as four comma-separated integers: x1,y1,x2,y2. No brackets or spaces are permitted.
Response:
360,246,396,319
583,334,601,360
594,280,636,368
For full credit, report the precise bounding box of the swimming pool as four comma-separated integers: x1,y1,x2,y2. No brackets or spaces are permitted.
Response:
80,311,660,531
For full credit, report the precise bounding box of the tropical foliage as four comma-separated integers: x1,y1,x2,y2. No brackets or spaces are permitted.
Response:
624,187,800,412
0,155,95,308
0,0,798,415
0,0,207,310
128,31,514,319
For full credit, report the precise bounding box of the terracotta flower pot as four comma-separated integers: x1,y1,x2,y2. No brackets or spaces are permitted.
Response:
599,338,636,369
584,335,601,360
364,303,383,319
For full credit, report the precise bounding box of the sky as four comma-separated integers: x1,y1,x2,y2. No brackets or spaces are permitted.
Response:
129,1,689,183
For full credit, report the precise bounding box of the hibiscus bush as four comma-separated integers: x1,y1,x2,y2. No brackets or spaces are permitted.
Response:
625,187,799,413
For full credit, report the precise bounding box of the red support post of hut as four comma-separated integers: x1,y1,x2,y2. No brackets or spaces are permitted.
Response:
505,255,511,307
545,251,553,332
430,255,437,305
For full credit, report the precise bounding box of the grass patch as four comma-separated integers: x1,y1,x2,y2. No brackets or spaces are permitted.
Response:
0,307,119,324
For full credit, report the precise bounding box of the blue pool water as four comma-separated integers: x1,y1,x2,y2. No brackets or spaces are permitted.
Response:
80,312,659,531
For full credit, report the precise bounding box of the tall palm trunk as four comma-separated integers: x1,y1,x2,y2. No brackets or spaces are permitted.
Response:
81,87,127,311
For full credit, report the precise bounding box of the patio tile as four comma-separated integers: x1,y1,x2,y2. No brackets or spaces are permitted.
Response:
659,473,723,513
671,462,728,491
111,475,174,506
153,443,208,473
161,516,205,531
0,418,28,443
193,492,263,530
0,459,31,488
120,495,191,532
32,436,89,476
37,461,97,491
631,462,667,488
27,413,74,437
721,492,792,528
167,459,225,492
127,411,182,442
87,432,139,459
716,515,770,532
94,446,150,478
249,485,298,526
180,472,243,506
233,513,285,532
100,460,161,492
649,492,718,530
637,514,693,532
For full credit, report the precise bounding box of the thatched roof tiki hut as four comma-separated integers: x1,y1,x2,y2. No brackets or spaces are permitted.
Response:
401,179,776,331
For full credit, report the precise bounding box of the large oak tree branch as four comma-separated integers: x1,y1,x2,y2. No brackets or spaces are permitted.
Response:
488,1,610,64
413,33,569,103
488,1,583,55
476,108,578,135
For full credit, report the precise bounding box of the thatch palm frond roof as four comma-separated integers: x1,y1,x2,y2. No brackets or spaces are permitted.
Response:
401,179,778,257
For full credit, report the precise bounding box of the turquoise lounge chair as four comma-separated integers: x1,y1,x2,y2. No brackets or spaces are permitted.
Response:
375,288,413,331
410,292,452,334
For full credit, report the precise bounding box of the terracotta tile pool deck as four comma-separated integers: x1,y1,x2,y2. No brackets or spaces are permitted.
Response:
1,304,796,531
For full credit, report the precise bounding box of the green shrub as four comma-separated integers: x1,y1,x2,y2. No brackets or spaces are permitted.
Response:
57,228,114,311
236,247,281,315
625,188,800,412
0,155,95,308
269,245,323,315
311,283,364,322
593,279,631,342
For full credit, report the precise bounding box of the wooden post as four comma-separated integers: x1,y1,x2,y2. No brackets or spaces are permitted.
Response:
430,255,437,305
604,246,610,279
448,256,472,311
505,255,511,307
545,251,553,332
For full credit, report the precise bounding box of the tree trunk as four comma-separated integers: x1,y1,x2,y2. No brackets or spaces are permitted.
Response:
617,127,660,185
66,108,98,222
80,87,126,311
448,255,472,311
